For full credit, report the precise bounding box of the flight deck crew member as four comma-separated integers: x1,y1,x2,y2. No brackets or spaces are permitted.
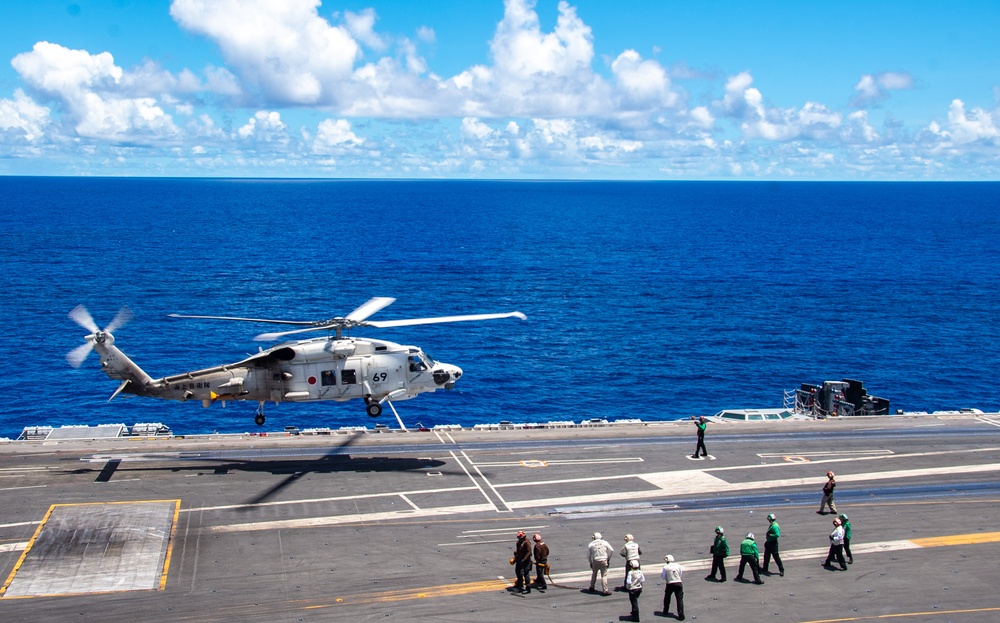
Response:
762,513,785,577
625,560,645,622
587,532,614,595
691,416,708,458
839,514,854,564
706,526,729,582
513,531,533,593
660,555,685,621
735,532,764,584
532,533,549,589
823,518,848,570
818,471,838,514
620,534,642,589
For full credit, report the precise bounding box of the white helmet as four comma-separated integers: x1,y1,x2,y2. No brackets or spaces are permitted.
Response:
746,532,755,539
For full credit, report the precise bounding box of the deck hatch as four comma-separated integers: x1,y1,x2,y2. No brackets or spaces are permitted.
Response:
1,500,180,598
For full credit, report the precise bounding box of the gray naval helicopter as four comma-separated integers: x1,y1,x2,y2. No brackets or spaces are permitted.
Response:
67,297,526,427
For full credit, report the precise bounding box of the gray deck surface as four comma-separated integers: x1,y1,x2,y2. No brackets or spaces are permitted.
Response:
1,414,999,622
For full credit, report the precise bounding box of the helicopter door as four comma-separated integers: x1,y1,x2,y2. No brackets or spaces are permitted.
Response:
337,360,363,400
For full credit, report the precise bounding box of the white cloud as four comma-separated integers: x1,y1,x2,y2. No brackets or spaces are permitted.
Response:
344,8,386,51
851,71,914,107
416,26,436,44
611,49,678,110
926,99,999,145
0,88,50,141
461,117,498,140
491,0,593,78
13,41,122,96
485,0,610,116
312,118,364,153
11,41,178,141
719,71,756,118
238,110,287,141
170,0,360,105
841,110,880,143
688,106,714,130
716,71,842,142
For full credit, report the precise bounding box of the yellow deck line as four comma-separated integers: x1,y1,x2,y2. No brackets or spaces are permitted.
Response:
159,500,182,590
801,606,1000,622
0,505,53,597
306,579,510,608
909,531,1000,547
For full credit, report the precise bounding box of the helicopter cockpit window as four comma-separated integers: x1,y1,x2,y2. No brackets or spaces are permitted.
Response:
321,370,336,386
408,355,427,372
341,369,358,385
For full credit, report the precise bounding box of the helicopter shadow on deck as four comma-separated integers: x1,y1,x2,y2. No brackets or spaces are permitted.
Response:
67,434,454,507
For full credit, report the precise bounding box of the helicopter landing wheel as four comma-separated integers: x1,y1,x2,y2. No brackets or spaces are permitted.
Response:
254,413,266,426
365,401,382,417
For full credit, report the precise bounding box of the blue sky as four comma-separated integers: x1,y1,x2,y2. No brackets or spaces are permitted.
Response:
0,0,998,179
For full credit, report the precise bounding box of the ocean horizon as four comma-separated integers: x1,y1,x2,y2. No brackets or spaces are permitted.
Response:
2,177,998,438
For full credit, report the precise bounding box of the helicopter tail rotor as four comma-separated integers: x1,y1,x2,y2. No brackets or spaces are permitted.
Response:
67,305,134,368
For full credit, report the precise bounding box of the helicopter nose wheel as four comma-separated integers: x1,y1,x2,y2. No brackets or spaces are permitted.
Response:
254,402,266,426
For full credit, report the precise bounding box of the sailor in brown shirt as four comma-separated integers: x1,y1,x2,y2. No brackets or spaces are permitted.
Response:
532,533,550,589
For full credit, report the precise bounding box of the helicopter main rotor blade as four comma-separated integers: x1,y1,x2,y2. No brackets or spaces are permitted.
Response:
366,311,527,328
254,324,338,342
168,313,315,326
69,304,100,333
345,297,396,323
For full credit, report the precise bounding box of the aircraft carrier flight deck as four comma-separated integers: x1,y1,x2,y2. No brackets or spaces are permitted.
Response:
2,414,1000,622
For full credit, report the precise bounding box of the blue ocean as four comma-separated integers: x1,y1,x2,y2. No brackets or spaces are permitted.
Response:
1,178,998,438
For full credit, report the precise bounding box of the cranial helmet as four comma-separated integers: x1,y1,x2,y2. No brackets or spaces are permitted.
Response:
827,471,835,478
767,513,775,521
715,526,724,534
746,532,754,539
593,532,602,540
517,531,526,538
625,534,634,542
532,533,542,542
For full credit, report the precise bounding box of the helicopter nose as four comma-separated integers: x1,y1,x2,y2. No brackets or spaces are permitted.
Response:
445,365,462,389
433,364,463,387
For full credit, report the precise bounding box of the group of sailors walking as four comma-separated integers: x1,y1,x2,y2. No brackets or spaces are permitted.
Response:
509,470,855,622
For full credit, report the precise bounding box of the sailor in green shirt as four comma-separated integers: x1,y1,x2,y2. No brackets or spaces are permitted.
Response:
735,532,763,584
762,513,785,576
839,513,854,564
705,526,729,582
690,416,708,458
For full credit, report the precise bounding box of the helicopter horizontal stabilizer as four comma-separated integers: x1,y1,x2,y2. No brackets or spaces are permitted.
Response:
108,379,130,403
